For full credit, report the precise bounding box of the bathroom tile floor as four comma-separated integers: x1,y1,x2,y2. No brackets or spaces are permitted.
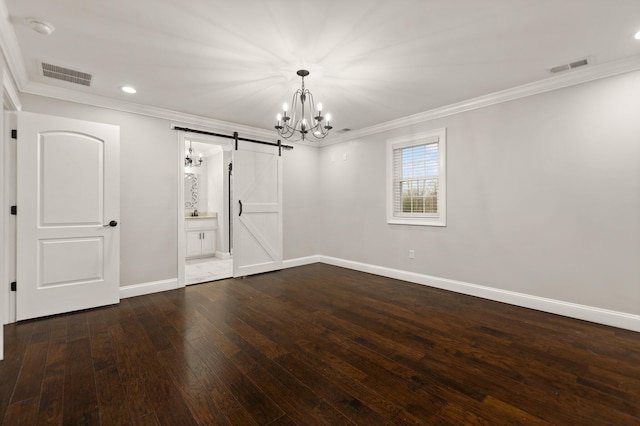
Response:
185,257,233,285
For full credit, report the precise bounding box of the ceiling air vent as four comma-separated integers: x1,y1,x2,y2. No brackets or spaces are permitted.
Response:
41,62,92,86
337,128,352,133
549,58,590,74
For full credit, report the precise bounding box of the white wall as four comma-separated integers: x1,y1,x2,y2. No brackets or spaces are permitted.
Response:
20,94,180,287
18,93,320,287
206,150,224,251
283,143,321,259
318,70,640,316
16,70,639,326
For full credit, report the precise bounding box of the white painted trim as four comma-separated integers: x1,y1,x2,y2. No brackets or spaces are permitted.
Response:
0,70,4,359
177,132,234,288
2,111,16,327
21,81,277,140
20,53,640,151
176,132,186,288
2,72,20,111
316,256,640,332
322,54,640,146
0,2,28,90
120,278,178,299
282,255,321,269
215,251,231,260
2,0,640,154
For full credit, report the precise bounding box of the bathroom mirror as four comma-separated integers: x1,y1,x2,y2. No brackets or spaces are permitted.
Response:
185,173,198,209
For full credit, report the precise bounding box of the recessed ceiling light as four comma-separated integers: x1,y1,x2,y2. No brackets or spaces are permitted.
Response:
28,19,55,36
121,86,137,94
635,31,640,40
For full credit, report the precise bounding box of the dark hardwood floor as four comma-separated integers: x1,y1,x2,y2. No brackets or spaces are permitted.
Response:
1,263,640,425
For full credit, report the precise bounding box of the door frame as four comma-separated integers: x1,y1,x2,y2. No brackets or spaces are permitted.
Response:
1,72,21,360
1,111,16,328
176,131,233,287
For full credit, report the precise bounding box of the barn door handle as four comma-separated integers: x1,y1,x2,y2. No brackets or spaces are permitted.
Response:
238,200,243,217
103,220,118,227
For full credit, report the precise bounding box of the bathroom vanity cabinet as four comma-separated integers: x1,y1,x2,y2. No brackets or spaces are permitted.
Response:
185,217,217,258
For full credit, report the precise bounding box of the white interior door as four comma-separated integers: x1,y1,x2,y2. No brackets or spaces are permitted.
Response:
233,141,282,277
16,112,120,321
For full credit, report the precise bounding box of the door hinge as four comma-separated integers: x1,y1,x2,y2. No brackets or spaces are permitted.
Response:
11,129,17,139
10,205,17,215
10,282,16,292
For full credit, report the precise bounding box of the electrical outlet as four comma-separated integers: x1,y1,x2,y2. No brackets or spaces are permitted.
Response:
409,250,415,259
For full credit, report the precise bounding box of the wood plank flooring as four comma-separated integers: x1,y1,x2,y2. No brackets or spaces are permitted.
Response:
2,263,640,425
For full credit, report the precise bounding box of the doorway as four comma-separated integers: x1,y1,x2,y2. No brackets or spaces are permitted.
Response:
179,134,233,285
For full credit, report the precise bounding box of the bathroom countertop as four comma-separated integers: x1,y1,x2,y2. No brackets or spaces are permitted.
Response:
185,212,217,219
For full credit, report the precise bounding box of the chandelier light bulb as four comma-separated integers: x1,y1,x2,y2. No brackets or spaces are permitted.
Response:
317,102,323,112
283,103,288,112
276,113,282,121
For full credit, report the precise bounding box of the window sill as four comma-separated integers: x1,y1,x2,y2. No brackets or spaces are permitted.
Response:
387,217,446,227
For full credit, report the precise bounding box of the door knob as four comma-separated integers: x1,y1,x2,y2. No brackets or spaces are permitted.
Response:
103,220,118,227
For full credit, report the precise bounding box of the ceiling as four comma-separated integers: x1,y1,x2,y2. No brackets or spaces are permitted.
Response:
187,140,222,158
4,0,640,138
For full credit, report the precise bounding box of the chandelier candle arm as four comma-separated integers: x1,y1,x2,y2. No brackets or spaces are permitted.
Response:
184,141,204,167
274,69,333,142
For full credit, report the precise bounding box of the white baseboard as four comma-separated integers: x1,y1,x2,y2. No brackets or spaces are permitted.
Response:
120,278,179,299
316,255,640,332
283,255,321,269
215,251,231,260
110,255,640,332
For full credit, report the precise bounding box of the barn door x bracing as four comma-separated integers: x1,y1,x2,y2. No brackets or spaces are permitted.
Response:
233,141,283,277
16,112,120,321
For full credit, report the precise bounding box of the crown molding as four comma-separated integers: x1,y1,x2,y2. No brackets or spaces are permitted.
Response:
3,0,640,149
0,5,279,141
21,80,280,140
321,54,640,147
2,70,20,110
21,78,324,148
0,1,27,90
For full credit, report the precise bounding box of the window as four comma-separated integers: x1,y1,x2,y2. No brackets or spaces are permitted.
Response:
387,128,446,226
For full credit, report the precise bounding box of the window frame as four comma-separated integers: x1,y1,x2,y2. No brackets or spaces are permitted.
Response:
386,128,447,227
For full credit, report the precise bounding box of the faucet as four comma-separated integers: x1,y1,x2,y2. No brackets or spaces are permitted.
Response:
192,209,198,217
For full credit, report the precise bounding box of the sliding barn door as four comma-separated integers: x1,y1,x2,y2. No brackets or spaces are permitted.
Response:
16,112,120,320
233,142,283,277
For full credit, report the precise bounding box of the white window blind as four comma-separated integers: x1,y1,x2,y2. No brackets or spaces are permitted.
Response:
393,142,439,217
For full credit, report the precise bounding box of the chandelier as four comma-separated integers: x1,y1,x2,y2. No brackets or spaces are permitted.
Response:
275,70,332,142
184,141,203,167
